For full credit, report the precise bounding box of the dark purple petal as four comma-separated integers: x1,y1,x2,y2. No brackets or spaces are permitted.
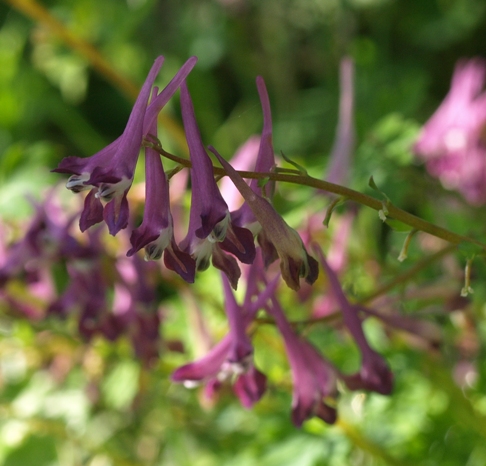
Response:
79,189,104,232
103,191,130,236
219,224,256,264
52,138,120,177
315,402,338,425
212,247,241,290
163,240,196,283
233,367,267,409
143,57,198,134
180,80,229,242
127,227,160,257
128,115,172,255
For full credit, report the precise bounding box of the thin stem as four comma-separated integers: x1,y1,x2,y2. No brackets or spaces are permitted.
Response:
158,148,486,251
256,243,456,328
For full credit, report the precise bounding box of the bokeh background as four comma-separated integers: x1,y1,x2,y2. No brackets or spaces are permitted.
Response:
1,0,486,465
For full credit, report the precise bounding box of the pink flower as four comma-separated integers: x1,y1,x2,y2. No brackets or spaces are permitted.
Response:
414,58,486,204
266,296,338,427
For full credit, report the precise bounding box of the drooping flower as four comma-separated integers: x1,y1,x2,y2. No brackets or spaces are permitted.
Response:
230,77,279,265
53,56,165,235
179,80,255,287
210,146,318,291
0,192,89,287
172,253,278,407
102,255,161,365
414,58,486,205
266,295,338,427
313,245,393,395
53,56,198,234
127,90,196,283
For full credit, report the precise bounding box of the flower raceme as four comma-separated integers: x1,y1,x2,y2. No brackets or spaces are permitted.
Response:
43,54,407,427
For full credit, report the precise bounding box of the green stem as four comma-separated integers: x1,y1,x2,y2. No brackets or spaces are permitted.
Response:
159,148,486,251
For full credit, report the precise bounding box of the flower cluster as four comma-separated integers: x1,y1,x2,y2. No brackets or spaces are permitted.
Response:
0,193,161,366
414,58,486,205
2,55,407,427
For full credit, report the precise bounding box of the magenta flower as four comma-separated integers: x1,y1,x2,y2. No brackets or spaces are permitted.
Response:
54,56,164,235
230,77,279,265
314,245,393,395
127,94,196,283
179,80,255,287
326,57,355,187
0,193,88,287
211,146,318,291
172,256,278,408
53,56,197,234
267,295,338,427
414,58,486,204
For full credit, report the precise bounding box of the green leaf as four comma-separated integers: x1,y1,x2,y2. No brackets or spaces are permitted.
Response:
280,151,308,175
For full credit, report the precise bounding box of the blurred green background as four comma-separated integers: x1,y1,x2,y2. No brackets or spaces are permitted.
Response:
1,0,486,465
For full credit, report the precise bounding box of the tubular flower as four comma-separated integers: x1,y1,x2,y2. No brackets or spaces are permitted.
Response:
172,255,279,407
53,56,164,235
230,77,279,265
102,256,161,365
267,295,338,427
179,80,255,286
211,146,318,291
414,58,486,205
127,97,196,283
325,57,355,187
53,56,197,235
314,245,393,395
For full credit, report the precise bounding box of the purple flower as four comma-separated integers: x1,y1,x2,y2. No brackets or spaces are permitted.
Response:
172,254,278,407
179,80,255,287
326,57,355,187
230,77,279,265
314,245,393,395
210,146,318,291
53,56,198,234
127,94,196,283
0,193,88,287
267,295,338,427
54,56,164,235
414,58,486,204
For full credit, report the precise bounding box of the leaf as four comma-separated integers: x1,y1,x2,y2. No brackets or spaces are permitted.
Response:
280,151,308,175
